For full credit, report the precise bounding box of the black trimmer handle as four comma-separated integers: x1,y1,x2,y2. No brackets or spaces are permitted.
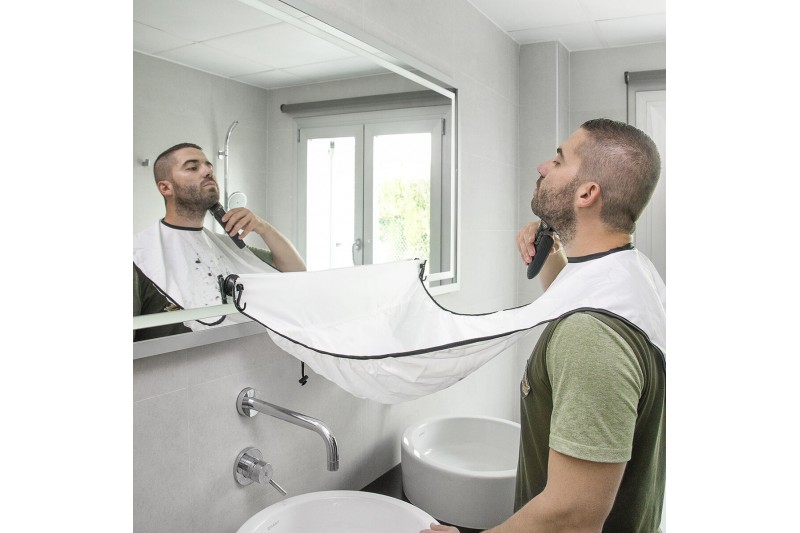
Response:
526,232,554,279
526,220,555,279
209,202,246,249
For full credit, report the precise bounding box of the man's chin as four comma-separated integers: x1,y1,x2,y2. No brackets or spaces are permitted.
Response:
530,200,542,218
530,196,554,222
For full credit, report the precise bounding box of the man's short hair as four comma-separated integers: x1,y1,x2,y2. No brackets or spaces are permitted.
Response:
577,119,661,234
153,142,203,184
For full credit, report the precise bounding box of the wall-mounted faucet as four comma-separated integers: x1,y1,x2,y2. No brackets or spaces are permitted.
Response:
236,387,339,471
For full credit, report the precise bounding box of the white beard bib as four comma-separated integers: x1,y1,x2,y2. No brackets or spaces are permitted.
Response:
231,248,666,403
134,221,278,330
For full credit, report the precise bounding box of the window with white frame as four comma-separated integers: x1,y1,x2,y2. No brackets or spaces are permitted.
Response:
296,106,452,281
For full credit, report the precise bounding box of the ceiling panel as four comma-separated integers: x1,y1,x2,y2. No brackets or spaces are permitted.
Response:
580,0,664,21
469,0,588,31
133,22,192,55
232,69,306,90
596,14,666,48
204,22,356,70
159,43,271,78
466,0,666,51
282,56,386,84
133,0,282,41
509,22,602,51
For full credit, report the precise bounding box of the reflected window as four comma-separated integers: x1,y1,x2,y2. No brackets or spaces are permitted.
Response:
298,108,448,277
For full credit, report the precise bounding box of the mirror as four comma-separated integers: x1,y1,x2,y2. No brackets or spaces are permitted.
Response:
133,0,459,351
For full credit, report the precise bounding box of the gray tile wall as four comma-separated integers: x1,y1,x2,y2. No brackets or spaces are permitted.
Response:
569,42,667,131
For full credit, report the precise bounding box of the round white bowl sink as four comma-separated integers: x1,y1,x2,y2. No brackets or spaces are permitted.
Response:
401,416,521,530
236,490,437,533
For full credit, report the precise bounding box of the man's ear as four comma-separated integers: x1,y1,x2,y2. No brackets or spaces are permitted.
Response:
156,180,173,198
576,181,600,208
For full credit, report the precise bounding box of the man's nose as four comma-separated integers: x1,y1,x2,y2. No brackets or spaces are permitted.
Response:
536,160,551,176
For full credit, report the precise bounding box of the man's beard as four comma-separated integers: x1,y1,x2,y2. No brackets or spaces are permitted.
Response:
173,179,220,219
531,176,580,244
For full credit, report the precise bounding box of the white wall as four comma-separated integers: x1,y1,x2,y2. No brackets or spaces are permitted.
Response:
133,2,522,532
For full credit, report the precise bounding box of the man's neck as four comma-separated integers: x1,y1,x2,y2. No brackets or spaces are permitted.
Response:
162,212,205,229
562,230,631,258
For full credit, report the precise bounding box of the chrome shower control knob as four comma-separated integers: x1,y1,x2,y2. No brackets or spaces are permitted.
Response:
233,447,286,495
247,455,273,485
234,447,271,485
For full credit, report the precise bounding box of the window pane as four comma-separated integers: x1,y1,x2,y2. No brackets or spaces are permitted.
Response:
306,137,356,270
372,133,431,264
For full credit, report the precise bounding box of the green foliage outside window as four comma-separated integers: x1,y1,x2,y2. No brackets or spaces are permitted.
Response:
376,177,430,262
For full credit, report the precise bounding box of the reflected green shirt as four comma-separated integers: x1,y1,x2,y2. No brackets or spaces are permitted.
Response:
516,311,666,532
132,246,273,341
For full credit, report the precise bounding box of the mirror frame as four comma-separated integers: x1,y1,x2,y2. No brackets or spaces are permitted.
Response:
133,0,460,358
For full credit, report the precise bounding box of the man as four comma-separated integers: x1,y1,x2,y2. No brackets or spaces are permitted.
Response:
422,119,665,532
133,142,305,340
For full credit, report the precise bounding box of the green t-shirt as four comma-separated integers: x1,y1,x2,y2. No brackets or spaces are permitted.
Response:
516,311,666,532
132,263,191,341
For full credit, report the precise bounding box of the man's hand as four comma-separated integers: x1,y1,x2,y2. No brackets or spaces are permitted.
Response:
220,207,265,241
220,207,306,272
516,220,566,291
517,220,542,265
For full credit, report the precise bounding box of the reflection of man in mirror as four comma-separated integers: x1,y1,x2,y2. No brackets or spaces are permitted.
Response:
133,142,305,340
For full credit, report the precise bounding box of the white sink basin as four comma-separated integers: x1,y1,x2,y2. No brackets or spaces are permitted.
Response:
401,416,521,530
236,490,437,533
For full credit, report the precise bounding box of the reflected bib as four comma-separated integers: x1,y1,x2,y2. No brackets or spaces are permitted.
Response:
133,221,278,330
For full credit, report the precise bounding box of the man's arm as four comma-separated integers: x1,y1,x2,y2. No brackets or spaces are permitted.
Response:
488,450,624,533
220,207,306,272
420,451,624,533
516,221,567,291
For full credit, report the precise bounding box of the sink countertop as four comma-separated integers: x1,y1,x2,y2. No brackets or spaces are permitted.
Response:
361,464,484,533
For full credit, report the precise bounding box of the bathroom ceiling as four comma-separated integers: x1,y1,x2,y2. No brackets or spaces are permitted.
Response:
467,0,666,51
133,0,387,90
133,0,666,91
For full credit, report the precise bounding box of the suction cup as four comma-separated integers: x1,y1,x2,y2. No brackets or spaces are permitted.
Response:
228,191,248,209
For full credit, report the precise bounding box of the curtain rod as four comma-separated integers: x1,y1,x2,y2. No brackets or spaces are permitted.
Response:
625,69,666,85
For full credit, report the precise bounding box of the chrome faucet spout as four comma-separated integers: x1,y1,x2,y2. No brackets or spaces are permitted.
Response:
237,388,339,471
